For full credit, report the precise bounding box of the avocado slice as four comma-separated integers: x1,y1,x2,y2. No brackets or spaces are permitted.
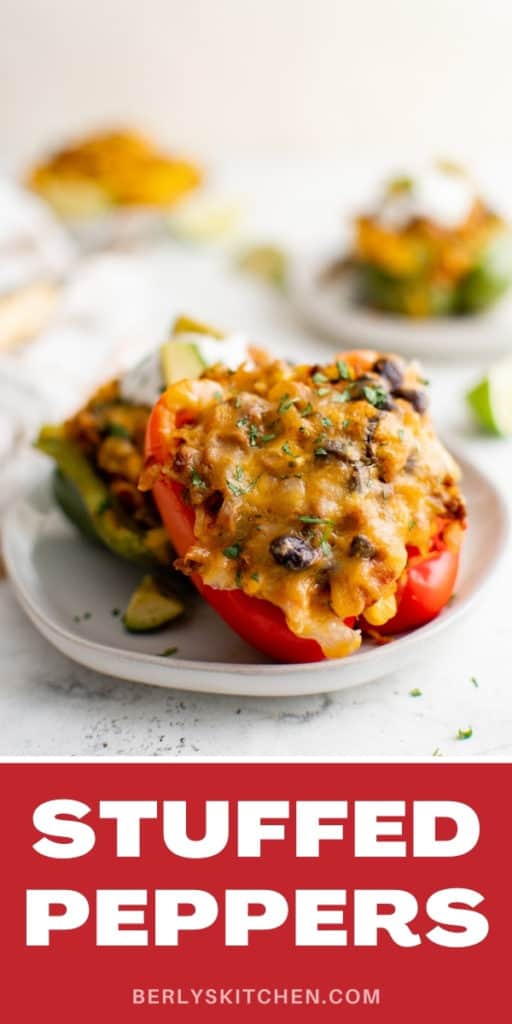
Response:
37,427,109,518
36,430,174,571
53,468,103,545
456,233,512,313
160,339,207,385
172,315,225,339
123,574,184,633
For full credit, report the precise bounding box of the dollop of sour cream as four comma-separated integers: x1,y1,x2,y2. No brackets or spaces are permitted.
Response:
375,165,478,231
120,349,164,407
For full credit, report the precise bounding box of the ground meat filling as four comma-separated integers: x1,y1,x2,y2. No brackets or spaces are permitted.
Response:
64,381,162,532
151,354,465,658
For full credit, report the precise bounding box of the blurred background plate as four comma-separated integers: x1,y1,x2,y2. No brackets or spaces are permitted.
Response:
290,248,512,359
2,454,508,697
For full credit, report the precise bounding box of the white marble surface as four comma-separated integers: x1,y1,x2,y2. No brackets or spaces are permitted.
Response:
1,161,512,757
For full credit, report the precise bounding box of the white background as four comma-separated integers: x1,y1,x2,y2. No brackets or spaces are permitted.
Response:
2,0,512,170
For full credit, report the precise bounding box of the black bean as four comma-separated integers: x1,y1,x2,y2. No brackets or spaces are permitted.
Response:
393,388,428,414
270,534,316,570
373,357,404,389
204,490,223,517
349,534,376,559
349,380,395,411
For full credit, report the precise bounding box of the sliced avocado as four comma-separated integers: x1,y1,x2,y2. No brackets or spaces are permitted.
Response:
36,428,109,518
160,339,207,385
123,574,184,633
37,430,175,571
98,505,163,565
53,469,102,544
172,315,225,339
456,233,512,313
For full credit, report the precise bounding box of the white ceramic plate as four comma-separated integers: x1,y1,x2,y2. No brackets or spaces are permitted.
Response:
290,249,512,359
3,459,508,697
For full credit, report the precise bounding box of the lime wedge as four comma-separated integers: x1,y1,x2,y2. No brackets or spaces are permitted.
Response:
467,356,512,436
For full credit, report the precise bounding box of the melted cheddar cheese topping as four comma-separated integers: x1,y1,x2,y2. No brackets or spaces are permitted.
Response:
147,351,465,659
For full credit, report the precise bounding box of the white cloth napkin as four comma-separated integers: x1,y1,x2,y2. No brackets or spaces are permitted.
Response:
0,179,74,294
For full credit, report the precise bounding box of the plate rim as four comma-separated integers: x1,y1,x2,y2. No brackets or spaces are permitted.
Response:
2,454,509,694
289,246,512,354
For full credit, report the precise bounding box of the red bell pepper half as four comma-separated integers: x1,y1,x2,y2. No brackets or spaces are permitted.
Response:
374,529,462,636
145,394,463,663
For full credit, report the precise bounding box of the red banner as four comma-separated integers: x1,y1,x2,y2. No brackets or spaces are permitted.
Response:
1,761,508,1021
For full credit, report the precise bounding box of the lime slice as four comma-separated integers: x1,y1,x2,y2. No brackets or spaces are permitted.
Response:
467,356,512,436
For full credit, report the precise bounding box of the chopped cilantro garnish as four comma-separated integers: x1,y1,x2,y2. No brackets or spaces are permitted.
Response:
470,676,479,688
301,402,313,417
409,688,422,697
227,469,261,496
261,433,276,443
282,441,294,456
191,470,205,488
249,424,259,447
342,418,351,428
456,726,473,741
320,540,331,557
432,747,442,757
312,371,328,384
321,416,333,428
250,573,260,582
317,387,330,397
314,434,328,455
223,544,242,559
299,515,334,525
213,390,223,401
237,419,259,447
408,518,417,530
336,359,351,380
237,417,262,447
278,394,299,413
332,391,350,404
361,385,390,409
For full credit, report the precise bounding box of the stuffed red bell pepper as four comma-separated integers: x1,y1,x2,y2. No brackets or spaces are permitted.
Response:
141,348,466,662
